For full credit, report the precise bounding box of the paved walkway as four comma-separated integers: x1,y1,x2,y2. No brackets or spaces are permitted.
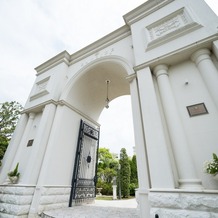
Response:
42,199,140,218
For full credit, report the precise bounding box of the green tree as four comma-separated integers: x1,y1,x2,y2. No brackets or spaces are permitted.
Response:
129,154,138,195
98,147,113,168
97,147,118,195
130,155,138,184
119,148,130,198
0,101,23,166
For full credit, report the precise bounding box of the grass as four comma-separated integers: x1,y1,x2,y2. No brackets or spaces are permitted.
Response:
95,195,113,200
95,195,135,200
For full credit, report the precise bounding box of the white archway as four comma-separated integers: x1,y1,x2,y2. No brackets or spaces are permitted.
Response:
60,56,135,120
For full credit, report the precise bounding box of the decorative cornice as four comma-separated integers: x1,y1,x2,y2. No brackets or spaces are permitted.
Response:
22,99,58,114
134,34,218,72
58,100,100,127
35,51,71,75
126,73,137,83
34,26,131,74
29,90,49,101
123,0,174,26
69,25,131,65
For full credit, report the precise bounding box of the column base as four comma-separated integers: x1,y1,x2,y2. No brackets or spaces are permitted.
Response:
137,188,150,218
28,185,71,217
178,179,203,190
0,185,35,217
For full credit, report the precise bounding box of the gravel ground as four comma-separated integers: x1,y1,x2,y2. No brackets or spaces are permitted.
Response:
42,199,140,218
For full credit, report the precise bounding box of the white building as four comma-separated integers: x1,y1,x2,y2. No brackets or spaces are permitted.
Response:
1,0,218,217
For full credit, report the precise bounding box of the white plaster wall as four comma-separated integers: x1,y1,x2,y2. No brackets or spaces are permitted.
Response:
25,62,69,109
36,106,80,186
13,113,42,178
67,35,135,80
36,105,98,186
0,114,28,184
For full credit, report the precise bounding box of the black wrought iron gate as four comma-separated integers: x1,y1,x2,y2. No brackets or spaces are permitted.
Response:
69,120,100,206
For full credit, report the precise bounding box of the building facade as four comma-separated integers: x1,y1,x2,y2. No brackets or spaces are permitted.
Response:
1,0,218,217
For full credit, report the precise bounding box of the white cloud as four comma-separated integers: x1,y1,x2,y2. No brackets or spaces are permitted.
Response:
99,96,135,156
0,0,146,105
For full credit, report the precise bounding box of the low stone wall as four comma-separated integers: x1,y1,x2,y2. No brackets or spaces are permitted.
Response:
0,185,35,218
149,190,218,218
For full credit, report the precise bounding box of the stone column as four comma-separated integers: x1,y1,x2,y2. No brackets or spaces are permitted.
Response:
136,67,175,189
21,103,57,184
153,64,202,190
10,112,35,172
112,177,117,200
0,113,29,184
112,185,117,200
129,74,150,218
191,48,218,109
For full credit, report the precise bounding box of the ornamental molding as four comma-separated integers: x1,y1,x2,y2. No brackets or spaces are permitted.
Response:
133,35,218,72
145,8,202,50
123,0,174,25
58,100,100,127
34,26,130,76
70,25,131,65
22,99,58,114
30,90,49,101
35,51,71,75
30,76,50,101
36,77,50,92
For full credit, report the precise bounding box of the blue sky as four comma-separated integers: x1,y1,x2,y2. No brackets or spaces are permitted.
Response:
0,0,217,157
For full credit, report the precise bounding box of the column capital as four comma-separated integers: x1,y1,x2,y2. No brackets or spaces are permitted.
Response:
29,112,35,119
191,48,211,65
126,73,137,83
153,64,169,78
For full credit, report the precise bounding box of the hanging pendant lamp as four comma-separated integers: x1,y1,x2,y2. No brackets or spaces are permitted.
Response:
105,80,110,109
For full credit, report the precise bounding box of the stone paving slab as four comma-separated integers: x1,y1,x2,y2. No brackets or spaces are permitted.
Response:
42,199,140,218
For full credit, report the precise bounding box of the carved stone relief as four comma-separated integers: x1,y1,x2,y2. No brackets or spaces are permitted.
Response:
145,8,202,50
80,48,114,68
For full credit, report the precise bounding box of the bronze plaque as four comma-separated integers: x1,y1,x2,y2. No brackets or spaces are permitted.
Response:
27,139,34,147
187,103,208,117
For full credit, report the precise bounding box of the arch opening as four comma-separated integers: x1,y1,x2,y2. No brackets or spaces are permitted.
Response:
64,59,131,121
99,95,135,157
